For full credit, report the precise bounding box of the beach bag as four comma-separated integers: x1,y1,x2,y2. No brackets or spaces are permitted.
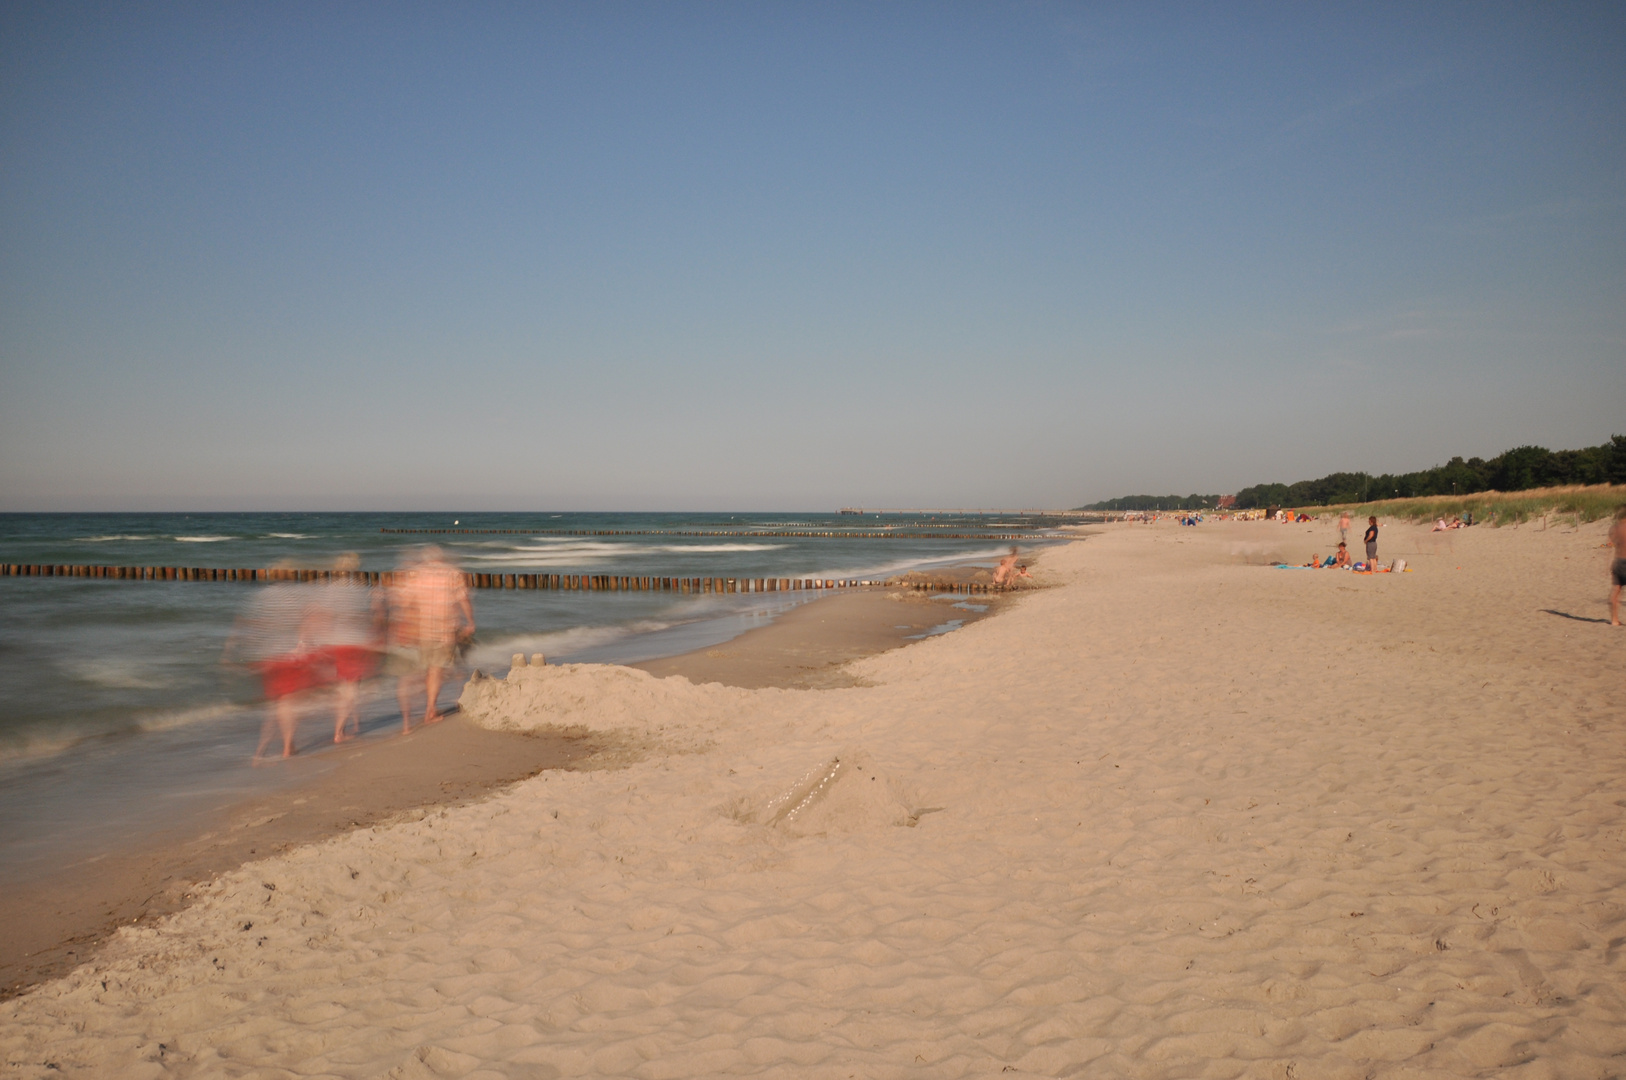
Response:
1391,559,1406,573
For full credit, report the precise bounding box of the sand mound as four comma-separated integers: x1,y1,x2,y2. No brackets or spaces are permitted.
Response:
459,660,748,749
733,748,922,837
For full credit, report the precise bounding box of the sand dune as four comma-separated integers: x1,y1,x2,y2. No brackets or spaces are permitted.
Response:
2,518,1622,1078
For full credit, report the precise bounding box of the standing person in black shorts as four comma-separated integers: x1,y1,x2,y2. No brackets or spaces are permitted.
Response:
1364,516,1379,567
1609,505,1626,627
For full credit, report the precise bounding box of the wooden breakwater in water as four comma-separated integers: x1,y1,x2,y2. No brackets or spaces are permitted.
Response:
379,528,1036,540
0,564,1000,593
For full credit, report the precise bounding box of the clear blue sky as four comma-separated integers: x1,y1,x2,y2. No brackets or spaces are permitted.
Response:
2,2,1622,511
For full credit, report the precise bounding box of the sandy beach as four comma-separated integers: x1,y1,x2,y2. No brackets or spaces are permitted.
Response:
0,721,599,1001
3,517,1623,1078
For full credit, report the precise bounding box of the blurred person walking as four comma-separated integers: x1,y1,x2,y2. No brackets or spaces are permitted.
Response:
388,546,475,733
315,553,383,743
224,562,320,760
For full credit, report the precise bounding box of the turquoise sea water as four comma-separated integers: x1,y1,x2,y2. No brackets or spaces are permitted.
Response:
0,511,1061,878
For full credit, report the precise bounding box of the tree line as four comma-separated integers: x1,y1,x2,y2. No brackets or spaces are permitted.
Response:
1080,436,1626,512
1080,493,1222,512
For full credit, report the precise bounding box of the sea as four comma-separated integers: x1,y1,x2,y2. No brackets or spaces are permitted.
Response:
0,511,1064,879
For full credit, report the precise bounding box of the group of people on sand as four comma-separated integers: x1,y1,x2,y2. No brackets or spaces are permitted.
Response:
224,545,475,759
993,547,1032,588
1301,514,1384,571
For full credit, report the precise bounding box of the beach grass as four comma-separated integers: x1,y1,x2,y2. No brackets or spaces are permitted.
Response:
1308,483,1626,527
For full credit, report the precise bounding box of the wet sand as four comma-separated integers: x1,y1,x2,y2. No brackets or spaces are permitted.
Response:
631,586,1007,689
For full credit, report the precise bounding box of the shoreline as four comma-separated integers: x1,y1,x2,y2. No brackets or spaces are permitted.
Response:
0,569,1031,1002
630,584,1012,689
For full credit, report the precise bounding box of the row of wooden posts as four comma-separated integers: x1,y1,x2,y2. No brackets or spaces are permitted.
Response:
0,563,1000,594
380,528,1032,540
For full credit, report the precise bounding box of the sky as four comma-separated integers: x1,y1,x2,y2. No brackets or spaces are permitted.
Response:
1,2,1622,511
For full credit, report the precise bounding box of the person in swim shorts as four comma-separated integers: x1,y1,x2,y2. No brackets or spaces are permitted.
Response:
315,552,383,743
389,546,475,732
224,563,320,760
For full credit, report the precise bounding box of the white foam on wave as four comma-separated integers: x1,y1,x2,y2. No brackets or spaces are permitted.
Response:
654,543,787,553
470,540,1020,581
69,658,173,690
802,544,1016,582
465,540,787,565
465,544,630,565
133,700,249,734
0,701,247,768
74,534,157,542
465,621,679,670
0,729,98,769
174,535,234,543
267,532,313,539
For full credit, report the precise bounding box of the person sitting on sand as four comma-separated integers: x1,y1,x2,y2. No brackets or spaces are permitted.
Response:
1303,554,1321,568
1433,518,1450,532
1332,542,1351,568
993,547,1021,588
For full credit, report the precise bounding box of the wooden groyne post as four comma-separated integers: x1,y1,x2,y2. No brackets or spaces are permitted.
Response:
0,564,1009,592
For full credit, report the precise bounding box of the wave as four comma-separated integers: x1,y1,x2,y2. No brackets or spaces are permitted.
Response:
134,701,249,734
655,543,787,553
463,541,788,564
801,545,1015,582
0,729,98,768
174,535,234,543
74,534,157,542
267,532,313,539
68,658,173,690
465,620,682,670
467,538,624,550
0,701,248,768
